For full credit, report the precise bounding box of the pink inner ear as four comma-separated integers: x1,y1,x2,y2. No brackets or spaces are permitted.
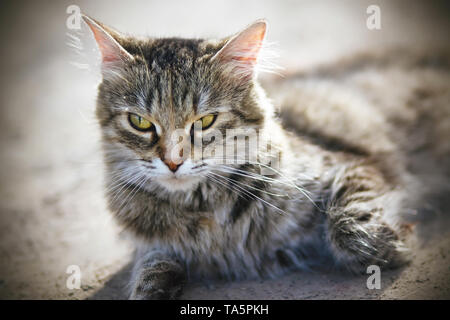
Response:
214,21,267,77
93,32,120,63
231,28,266,64
82,15,132,65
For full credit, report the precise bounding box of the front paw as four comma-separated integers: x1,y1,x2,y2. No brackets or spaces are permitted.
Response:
130,261,186,300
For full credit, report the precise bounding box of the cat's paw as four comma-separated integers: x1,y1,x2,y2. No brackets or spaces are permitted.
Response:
327,208,409,273
129,261,186,300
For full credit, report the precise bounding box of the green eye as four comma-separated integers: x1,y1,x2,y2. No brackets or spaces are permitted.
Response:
200,114,216,129
128,113,153,131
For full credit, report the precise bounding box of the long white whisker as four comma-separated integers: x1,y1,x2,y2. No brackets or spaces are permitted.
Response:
208,171,288,215
212,162,317,206
117,174,151,212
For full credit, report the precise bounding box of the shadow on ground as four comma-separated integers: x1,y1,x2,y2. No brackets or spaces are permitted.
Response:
88,214,450,300
89,259,406,300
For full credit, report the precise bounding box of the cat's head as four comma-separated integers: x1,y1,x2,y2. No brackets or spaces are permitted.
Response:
84,16,275,193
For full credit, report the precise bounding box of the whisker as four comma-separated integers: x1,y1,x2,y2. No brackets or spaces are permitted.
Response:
208,171,288,215
212,162,318,207
117,174,151,212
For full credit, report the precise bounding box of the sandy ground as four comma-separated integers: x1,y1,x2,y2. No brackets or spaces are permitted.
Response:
0,0,449,300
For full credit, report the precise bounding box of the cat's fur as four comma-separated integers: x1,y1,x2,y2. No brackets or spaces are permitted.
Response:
83,16,450,299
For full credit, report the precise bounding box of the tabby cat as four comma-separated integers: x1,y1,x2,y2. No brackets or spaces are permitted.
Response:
83,15,450,299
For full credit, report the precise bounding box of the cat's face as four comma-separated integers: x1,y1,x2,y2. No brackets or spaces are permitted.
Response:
85,16,268,193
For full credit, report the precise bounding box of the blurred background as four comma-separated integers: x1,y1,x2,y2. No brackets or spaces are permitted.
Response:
0,0,449,299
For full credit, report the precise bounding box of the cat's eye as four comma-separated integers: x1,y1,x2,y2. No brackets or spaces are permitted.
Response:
199,114,217,130
128,113,153,132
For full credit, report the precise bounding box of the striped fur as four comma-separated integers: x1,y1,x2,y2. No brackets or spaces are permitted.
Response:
86,18,450,299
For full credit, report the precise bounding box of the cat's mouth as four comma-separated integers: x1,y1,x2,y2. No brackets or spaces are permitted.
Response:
155,174,203,192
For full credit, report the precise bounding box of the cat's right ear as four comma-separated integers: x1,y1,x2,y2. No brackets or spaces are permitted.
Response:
82,15,133,69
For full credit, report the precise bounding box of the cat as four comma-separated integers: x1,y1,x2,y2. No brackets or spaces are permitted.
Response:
82,15,450,299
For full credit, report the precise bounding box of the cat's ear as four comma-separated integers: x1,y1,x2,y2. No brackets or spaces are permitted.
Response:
82,15,133,68
212,20,267,80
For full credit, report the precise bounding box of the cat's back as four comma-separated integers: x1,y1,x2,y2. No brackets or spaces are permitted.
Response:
264,48,450,201
265,49,450,163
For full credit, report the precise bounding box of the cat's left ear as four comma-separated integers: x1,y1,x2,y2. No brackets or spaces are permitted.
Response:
82,15,134,69
212,20,267,80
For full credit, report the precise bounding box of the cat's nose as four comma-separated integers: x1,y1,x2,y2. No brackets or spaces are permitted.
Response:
163,160,182,172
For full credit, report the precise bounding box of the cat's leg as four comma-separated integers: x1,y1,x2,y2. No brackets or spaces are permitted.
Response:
325,163,408,273
129,249,186,300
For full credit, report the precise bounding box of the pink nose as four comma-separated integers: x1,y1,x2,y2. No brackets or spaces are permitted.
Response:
163,160,182,172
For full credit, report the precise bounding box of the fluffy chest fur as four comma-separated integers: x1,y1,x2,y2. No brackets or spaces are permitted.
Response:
107,145,331,279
